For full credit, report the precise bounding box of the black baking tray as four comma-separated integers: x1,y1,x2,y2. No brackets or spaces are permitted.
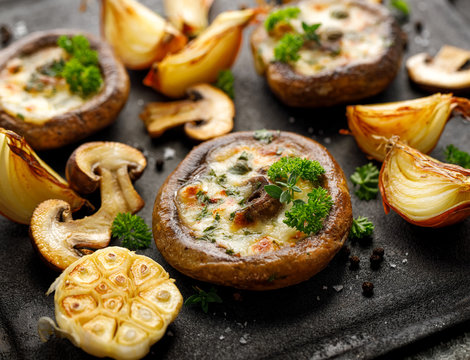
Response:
0,0,469,359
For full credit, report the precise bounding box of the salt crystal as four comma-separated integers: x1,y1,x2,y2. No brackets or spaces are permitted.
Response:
402,259,408,264
137,99,144,106
239,334,249,344
322,285,328,290
356,275,359,280
405,252,409,256
167,330,174,337
288,117,295,123
219,335,225,340
308,127,314,134
333,285,343,292
163,147,176,160
324,137,331,144
316,296,320,301
244,321,247,327
390,263,397,268
13,21,27,37
224,327,231,333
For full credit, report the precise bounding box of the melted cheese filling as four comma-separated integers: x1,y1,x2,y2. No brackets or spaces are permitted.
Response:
258,0,388,76
176,144,320,257
0,47,89,124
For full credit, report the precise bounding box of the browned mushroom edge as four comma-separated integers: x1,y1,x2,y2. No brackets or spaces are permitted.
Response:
0,29,129,150
153,131,352,290
250,0,405,108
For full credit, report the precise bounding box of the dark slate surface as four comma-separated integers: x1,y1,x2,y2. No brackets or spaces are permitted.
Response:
0,0,469,359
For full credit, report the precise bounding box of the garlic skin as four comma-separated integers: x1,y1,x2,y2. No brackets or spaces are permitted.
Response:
380,140,470,227
101,0,187,69
164,0,214,37
347,94,470,162
144,9,256,98
0,128,87,224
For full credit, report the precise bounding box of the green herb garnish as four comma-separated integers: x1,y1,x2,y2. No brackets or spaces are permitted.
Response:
215,69,234,99
229,153,252,175
302,22,321,43
268,156,325,183
16,113,24,120
265,171,302,204
390,0,410,16
253,129,274,144
445,144,470,168
274,33,304,63
195,205,209,221
350,163,379,200
111,213,152,250
225,249,235,255
283,187,333,235
57,35,102,97
185,286,222,313
350,216,374,239
264,7,301,32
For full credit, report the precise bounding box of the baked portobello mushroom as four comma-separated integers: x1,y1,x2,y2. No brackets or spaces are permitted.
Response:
250,0,405,107
153,131,352,290
0,29,129,150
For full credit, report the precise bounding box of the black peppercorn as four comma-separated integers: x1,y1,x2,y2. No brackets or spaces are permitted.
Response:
155,158,164,171
349,255,360,270
373,247,385,258
370,254,382,270
362,281,374,297
0,25,11,46
414,21,423,34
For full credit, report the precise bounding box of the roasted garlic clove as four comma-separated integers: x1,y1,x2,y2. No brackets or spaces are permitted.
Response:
164,0,214,37
0,128,88,224
347,94,470,162
144,8,256,98
101,0,187,69
379,140,470,227
40,247,183,360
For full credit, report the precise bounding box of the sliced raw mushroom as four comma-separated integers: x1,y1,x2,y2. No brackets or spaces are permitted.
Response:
140,84,234,141
407,45,470,93
30,142,147,271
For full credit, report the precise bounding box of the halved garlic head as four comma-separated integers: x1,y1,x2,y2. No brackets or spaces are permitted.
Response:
164,0,214,37
380,141,470,227
0,128,87,224
144,8,256,98
347,94,470,162
101,0,187,69
42,247,183,360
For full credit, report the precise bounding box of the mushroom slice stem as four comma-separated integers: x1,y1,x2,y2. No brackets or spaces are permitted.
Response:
164,0,214,37
346,93,470,162
0,128,88,224
143,8,256,98
140,84,234,141
379,140,470,227
407,45,470,93
30,142,147,271
101,0,187,69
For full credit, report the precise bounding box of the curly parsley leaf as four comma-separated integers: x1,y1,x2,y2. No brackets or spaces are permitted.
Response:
350,216,374,239
445,144,470,169
268,157,325,183
264,7,301,32
111,213,152,250
215,69,234,99
350,163,379,200
184,286,222,313
284,187,333,235
274,33,304,63
390,0,410,16
57,35,102,97
302,22,321,43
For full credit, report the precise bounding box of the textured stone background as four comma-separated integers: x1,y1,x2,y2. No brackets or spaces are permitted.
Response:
0,0,469,359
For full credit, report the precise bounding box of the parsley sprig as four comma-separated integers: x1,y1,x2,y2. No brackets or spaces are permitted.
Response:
445,144,470,169
184,286,222,313
350,216,374,239
111,213,152,250
264,157,332,235
215,69,234,99
57,35,103,97
264,7,301,32
350,163,380,200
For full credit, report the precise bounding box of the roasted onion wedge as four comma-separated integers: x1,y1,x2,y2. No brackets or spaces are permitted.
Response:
39,247,183,360
144,9,256,98
0,128,87,224
379,140,470,227
101,0,187,69
347,94,470,162
164,0,214,37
